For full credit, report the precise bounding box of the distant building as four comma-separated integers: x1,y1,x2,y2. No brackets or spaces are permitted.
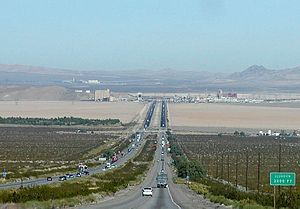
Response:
137,92,143,102
226,92,238,98
95,89,111,101
88,80,100,84
217,89,223,99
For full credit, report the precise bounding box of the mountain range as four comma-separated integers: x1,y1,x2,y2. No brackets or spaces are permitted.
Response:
0,64,300,92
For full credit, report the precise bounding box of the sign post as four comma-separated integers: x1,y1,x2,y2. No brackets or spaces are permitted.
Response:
270,172,296,209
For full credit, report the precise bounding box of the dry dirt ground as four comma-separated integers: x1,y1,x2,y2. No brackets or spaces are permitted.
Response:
0,101,145,123
169,103,300,131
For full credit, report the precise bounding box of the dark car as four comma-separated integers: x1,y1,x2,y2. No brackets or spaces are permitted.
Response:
84,171,90,175
46,177,52,181
59,176,67,181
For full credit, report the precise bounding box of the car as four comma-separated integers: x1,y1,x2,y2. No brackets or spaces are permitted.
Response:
59,176,67,181
46,177,52,181
106,162,111,168
142,187,153,197
84,171,90,175
69,174,75,178
76,173,81,177
65,173,71,178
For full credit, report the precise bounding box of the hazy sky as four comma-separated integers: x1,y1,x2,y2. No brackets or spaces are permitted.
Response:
0,0,300,72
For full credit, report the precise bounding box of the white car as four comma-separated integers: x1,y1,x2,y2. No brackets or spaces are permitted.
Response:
142,187,153,197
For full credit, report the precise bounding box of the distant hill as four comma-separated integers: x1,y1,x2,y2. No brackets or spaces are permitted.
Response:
230,65,274,80
229,65,300,81
0,63,300,93
227,65,300,91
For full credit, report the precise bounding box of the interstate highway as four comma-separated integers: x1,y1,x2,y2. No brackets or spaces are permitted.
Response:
79,131,181,209
80,102,182,209
0,101,157,190
79,101,227,209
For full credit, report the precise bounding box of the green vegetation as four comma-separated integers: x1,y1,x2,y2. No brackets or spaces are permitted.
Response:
0,135,157,206
234,131,246,136
0,127,119,179
177,134,300,192
168,132,204,181
101,137,132,161
170,133,300,209
0,116,120,126
0,161,147,204
187,178,299,209
133,136,157,162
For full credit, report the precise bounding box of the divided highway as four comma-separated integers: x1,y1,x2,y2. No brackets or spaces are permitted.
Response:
0,101,157,190
161,100,167,128
82,101,183,209
144,101,156,129
82,132,180,209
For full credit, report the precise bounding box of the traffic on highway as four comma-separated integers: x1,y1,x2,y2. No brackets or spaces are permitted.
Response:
0,101,185,209
144,101,156,129
161,100,167,128
80,101,183,209
0,101,157,190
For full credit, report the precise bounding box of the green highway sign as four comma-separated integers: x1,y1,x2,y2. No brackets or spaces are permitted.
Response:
270,172,296,186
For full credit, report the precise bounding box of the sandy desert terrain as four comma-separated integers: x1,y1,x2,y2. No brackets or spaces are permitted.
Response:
169,103,300,131
0,101,145,123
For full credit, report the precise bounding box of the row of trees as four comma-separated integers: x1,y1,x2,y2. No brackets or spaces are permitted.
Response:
167,131,204,181
0,116,120,126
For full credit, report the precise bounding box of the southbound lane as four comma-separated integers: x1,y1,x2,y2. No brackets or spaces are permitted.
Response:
81,130,181,209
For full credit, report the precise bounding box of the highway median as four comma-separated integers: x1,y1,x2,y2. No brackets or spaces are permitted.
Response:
0,134,157,209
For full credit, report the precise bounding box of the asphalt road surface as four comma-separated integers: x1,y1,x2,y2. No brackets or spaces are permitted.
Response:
0,135,146,190
80,130,181,209
0,101,157,190
81,130,228,209
79,101,228,209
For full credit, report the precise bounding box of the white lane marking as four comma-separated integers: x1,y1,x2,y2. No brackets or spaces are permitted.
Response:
167,186,182,209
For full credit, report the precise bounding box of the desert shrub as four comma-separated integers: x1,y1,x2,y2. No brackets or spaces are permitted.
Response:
133,139,156,162
189,182,209,195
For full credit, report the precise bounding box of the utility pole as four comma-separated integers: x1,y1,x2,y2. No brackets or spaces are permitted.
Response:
279,143,282,173
245,149,249,191
216,154,219,178
221,153,224,179
207,157,210,176
257,151,261,193
235,152,238,187
278,141,282,195
227,154,230,182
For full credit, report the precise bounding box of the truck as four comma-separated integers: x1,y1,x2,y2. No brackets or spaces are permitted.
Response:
78,163,88,174
156,170,168,188
136,133,141,142
111,154,118,163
